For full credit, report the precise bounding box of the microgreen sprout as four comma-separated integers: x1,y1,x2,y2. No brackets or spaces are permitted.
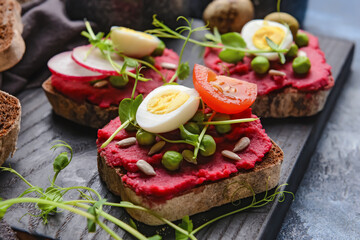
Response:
147,15,288,67
81,21,162,82
0,142,294,240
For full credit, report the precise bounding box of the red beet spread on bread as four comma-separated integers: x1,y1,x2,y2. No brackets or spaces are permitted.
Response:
97,108,271,201
51,49,179,108
204,31,333,95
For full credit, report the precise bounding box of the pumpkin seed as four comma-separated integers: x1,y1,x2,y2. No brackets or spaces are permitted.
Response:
116,137,137,147
148,141,165,155
221,150,241,161
136,160,156,176
233,137,250,152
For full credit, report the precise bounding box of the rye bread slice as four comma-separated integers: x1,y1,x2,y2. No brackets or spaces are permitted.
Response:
0,0,25,72
252,76,334,118
0,90,21,166
97,139,283,225
42,78,118,128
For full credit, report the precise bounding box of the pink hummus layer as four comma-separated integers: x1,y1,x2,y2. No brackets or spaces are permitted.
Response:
51,49,179,108
96,109,272,201
204,31,333,95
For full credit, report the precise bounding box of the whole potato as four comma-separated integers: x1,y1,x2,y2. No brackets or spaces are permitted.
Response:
203,0,254,34
264,12,299,38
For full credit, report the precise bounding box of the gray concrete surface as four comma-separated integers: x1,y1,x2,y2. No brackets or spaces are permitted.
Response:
277,0,360,239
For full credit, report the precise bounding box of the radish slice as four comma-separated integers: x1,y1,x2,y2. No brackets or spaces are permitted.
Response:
72,45,135,75
48,51,107,81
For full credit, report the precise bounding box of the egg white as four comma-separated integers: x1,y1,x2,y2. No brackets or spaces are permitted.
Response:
110,27,160,58
136,85,200,134
241,20,293,61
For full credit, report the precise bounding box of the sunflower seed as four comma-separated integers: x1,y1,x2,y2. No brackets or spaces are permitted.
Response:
136,160,156,176
116,137,137,147
182,149,197,164
269,69,286,76
93,80,108,88
161,62,177,70
233,137,250,152
221,150,241,161
148,141,166,155
298,50,307,57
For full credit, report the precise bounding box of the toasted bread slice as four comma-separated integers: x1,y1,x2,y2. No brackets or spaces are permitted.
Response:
0,0,25,72
0,90,21,166
97,140,283,225
252,80,333,118
42,78,118,128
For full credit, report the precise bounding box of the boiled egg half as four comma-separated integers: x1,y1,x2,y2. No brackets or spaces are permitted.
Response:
136,85,200,133
241,20,293,61
111,27,160,58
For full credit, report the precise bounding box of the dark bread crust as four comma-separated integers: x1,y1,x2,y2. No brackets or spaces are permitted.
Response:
252,76,334,118
97,140,283,225
0,90,21,166
0,0,25,72
42,78,118,128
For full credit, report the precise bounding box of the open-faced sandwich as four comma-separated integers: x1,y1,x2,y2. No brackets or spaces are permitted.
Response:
96,64,283,225
203,12,334,118
0,90,21,166
43,24,179,128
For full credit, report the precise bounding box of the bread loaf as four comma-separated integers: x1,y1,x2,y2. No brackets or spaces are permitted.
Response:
0,90,21,166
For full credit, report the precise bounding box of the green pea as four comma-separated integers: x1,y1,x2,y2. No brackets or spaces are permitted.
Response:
200,135,216,157
191,111,205,123
184,122,201,135
109,76,129,88
286,44,298,58
162,151,183,171
295,33,309,47
292,56,311,74
151,40,166,56
136,129,156,145
213,113,232,134
142,55,155,66
251,56,270,74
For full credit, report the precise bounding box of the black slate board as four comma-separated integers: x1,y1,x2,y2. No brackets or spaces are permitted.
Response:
0,29,354,239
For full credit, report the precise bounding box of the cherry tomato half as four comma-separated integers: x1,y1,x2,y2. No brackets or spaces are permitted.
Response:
193,64,257,114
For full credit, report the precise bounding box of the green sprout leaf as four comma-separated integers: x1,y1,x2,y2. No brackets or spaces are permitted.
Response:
53,152,70,173
148,235,162,240
0,201,12,219
265,37,286,64
179,125,199,146
129,218,137,230
175,216,193,240
221,32,246,48
178,62,190,80
87,198,107,233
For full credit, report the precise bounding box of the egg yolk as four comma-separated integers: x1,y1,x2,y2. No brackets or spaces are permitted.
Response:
118,27,155,40
147,90,190,115
252,26,285,50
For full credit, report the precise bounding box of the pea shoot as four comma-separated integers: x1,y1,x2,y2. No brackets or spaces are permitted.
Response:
81,21,166,83
0,142,294,240
147,15,288,68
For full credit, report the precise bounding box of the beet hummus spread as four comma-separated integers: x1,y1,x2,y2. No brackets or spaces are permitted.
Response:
97,108,272,201
204,31,333,95
51,49,179,108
